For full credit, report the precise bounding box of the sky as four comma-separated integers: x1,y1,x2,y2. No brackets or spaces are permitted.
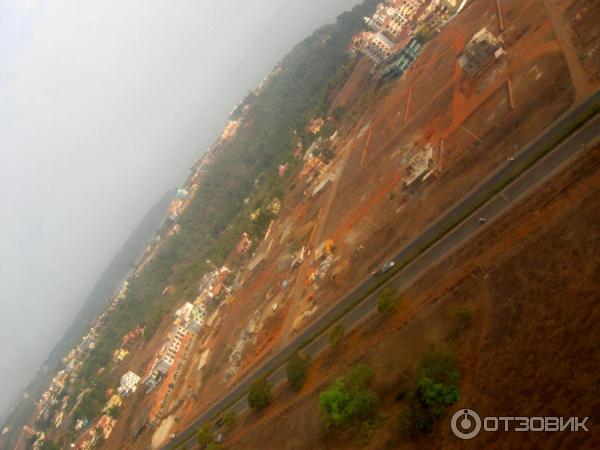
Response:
0,0,361,421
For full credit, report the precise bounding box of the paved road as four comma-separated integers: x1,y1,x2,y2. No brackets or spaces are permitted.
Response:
164,91,600,450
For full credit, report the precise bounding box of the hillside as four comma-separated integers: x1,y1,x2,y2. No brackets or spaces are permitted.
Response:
9,0,600,449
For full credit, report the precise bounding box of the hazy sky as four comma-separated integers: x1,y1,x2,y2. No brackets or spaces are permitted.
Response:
0,0,361,420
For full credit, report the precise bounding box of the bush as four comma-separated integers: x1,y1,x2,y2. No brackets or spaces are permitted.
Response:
197,423,213,448
319,364,378,430
447,307,474,340
377,288,397,314
106,405,120,419
248,378,272,411
286,352,312,391
328,324,345,350
400,349,460,437
223,410,237,429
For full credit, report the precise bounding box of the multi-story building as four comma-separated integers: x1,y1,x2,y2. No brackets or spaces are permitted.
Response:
363,32,396,63
117,371,140,397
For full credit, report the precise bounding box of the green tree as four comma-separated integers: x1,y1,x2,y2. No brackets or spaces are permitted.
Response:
40,442,61,450
377,288,397,314
400,350,460,437
328,324,345,350
286,352,312,391
106,405,120,419
197,422,213,448
248,378,272,411
332,106,346,121
319,364,378,430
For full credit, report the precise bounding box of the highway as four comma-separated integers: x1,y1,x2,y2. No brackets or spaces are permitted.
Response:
164,90,600,450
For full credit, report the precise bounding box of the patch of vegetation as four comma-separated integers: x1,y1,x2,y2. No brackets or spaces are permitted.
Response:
222,410,237,429
447,307,474,340
319,364,379,432
332,106,346,121
400,349,460,437
248,378,273,411
206,443,221,450
286,352,312,391
328,324,346,350
106,405,120,419
197,422,213,449
377,288,398,314
40,442,61,450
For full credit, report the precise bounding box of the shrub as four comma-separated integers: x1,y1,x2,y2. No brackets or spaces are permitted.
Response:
106,405,120,419
400,350,460,437
328,324,345,349
197,423,213,448
248,378,272,411
448,307,474,339
286,352,312,391
319,364,378,430
223,410,237,429
377,288,397,314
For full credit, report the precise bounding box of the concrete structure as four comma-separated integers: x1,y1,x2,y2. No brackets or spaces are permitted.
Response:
117,371,141,396
362,32,395,63
187,304,207,334
458,27,502,77
175,302,194,322
404,144,435,186
380,37,422,80
113,348,129,362
306,117,324,135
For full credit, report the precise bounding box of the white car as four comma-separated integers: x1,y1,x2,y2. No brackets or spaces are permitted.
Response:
373,260,395,276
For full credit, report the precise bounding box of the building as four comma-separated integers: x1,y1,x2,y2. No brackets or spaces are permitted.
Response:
362,32,395,63
175,302,194,322
96,415,116,440
187,304,207,334
220,120,241,142
306,117,325,135
236,232,253,254
117,371,141,396
176,188,189,200
458,27,502,77
404,144,435,186
268,198,282,215
113,348,129,362
379,37,422,79
101,395,122,416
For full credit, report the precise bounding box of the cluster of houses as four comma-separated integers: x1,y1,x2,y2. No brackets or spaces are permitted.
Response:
143,302,207,394
142,265,233,426
351,0,468,79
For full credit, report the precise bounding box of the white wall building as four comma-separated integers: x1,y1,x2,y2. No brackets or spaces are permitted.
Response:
118,371,141,396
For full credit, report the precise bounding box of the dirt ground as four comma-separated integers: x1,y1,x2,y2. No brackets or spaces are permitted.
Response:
221,144,600,450
111,0,600,448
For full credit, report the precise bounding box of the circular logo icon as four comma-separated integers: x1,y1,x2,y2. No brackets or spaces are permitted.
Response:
451,409,482,440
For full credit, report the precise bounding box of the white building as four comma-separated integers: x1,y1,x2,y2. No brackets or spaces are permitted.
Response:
175,302,194,322
118,371,141,396
187,304,207,334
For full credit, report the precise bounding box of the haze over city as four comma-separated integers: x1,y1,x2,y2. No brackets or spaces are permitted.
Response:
0,0,360,422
